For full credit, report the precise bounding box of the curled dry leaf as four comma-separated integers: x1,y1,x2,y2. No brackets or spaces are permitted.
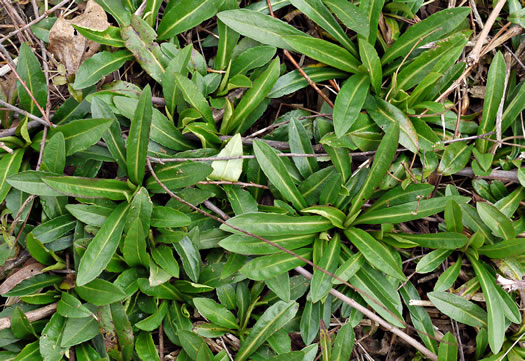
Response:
48,0,109,74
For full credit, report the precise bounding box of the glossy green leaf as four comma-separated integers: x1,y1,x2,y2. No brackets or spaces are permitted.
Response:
7,170,65,196
73,50,133,89
331,322,354,361
76,202,129,285
13,341,40,361
416,249,452,274
76,279,126,306
43,176,131,201
145,162,213,193
437,332,458,361
57,292,92,319
26,233,54,265
151,245,179,278
60,316,100,347
151,205,191,228
346,121,399,222
73,24,125,47
438,143,473,176
445,199,463,233
284,35,359,73
11,307,35,339
135,332,160,361
122,218,150,267
66,203,112,227
390,232,468,249
382,7,471,64
95,0,130,25
253,140,307,209
301,206,345,229
477,202,516,240
324,0,369,37
428,291,487,328
269,67,346,98
345,227,405,280
236,301,299,361
334,74,370,136
219,233,315,255
16,43,47,117
4,274,63,297
39,313,67,361
158,0,223,40
193,298,238,329
434,256,462,292
217,9,305,50
358,38,382,94
288,117,318,178
0,149,24,203
231,45,277,76
224,185,258,215
300,301,320,345
173,234,201,283
310,234,341,302
127,85,152,185
225,58,280,133
478,238,525,259
240,248,312,280
476,51,506,153
220,212,331,236
173,72,214,124
135,301,169,331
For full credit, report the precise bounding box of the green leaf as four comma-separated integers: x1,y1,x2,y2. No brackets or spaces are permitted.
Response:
381,7,471,64
289,0,356,54
158,0,224,40
73,50,133,89
333,252,364,285
145,162,213,193
265,272,290,301
477,202,516,240
333,73,370,136
331,322,354,361
253,140,307,210
366,97,418,154
494,187,525,218
4,274,62,297
135,332,160,361
301,206,345,229
310,234,341,302
357,195,469,224
358,38,382,94
66,203,112,227
210,134,243,182
57,292,92,318
345,227,405,280
193,298,238,329
95,0,130,26
43,176,132,201
13,341,40,361
73,24,125,47
76,279,126,305
26,233,55,265
127,85,152,185
143,0,163,27
236,301,299,361
11,307,35,339
478,238,525,259
416,249,452,274
0,149,25,203
501,81,525,132
60,316,100,347
32,118,114,156
476,51,506,153
268,67,346,98
438,142,473,176
360,0,384,45
151,205,191,228
231,45,277,76
173,234,201,283
346,121,399,222
135,301,169,331
39,313,67,361
288,117,318,178
224,185,258,215
122,218,150,267
41,132,65,174
217,9,305,50
162,45,193,117
445,199,463,233
437,332,458,361
224,58,280,133
390,232,468,249
220,212,331,236
173,72,214,125
324,0,369,37
76,202,130,286
434,256,462,292
16,43,47,117
428,291,487,328
151,245,180,278
284,35,359,73
240,248,312,280
300,301,320,345
219,233,315,255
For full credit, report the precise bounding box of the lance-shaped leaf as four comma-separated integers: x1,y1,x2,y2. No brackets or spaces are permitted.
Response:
437,332,458,361
390,232,469,249
135,301,169,331
219,233,315,255
382,7,471,64
193,298,238,329
17,43,47,117
73,24,125,47
324,0,369,37
127,85,152,185
333,73,370,137
0,149,24,203
57,292,92,319
478,238,525,259
345,228,405,280
162,45,192,117
269,67,347,98
157,0,224,40
32,118,114,156
95,0,130,26
288,117,318,178
253,140,307,210
73,50,133,89
145,162,213,193
357,195,469,224
76,202,130,286
300,301,320,345
289,0,356,54
215,0,240,70
240,248,312,280
210,134,243,182
40,313,67,361
220,212,331,236
468,256,505,354
310,234,341,302
173,234,201,283
476,51,506,153
284,35,359,73
438,143,473,176
416,249,452,274
122,218,150,267
217,9,305,50
428,291,487,328
135,332,160,361
331,322,355,361
301,205,345,229
477,202,516,240
42,176,132,201
236,301,299,361
61,316,100,347
358,38,382,94
151,246,179,278
346,121,399,223
173,72,214,124
76,279,126,306
225,58,280,134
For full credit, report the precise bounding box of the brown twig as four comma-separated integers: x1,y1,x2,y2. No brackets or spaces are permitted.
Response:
0,99,49,128
0,303,57,330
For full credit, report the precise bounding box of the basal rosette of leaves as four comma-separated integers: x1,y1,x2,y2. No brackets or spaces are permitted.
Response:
0,0,524,360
